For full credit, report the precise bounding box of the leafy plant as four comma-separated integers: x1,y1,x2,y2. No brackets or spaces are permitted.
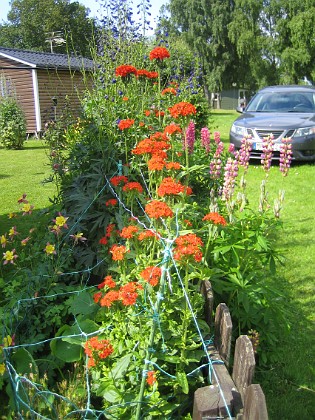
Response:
0,96,27,150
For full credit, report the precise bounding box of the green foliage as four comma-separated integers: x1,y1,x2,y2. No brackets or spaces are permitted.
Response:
0,0,95,56
0,95,26,150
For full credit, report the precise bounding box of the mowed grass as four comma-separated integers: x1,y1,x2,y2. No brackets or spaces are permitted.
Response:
0,115,314,419
0,139,57,234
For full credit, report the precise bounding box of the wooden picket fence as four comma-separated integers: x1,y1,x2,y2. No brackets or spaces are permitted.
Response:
193,280,269,420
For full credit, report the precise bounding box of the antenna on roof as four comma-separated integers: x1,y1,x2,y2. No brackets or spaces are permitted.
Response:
45,31,66,53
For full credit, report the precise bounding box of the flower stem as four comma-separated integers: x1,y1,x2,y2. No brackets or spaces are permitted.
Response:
135,261,168,419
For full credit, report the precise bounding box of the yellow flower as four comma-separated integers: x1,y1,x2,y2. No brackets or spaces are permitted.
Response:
3,335,12,347
44,243,56,255
0,363,5,375
8,213,16,219
0,235,7,248
3,249,17,265
55,215,68,227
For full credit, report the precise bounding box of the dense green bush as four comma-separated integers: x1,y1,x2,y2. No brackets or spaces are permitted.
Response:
0,97,27,149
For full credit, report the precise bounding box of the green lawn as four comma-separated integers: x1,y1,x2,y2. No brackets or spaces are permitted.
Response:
0,116,314,419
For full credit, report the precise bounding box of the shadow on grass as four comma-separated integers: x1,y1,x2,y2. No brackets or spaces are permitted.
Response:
0,174,11,180
0,207,55,237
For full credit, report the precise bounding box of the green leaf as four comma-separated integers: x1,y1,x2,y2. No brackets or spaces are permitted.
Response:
68,290,98,316
111,354,132,380
11,348,38,375
176,371,189,394
102,385,121,403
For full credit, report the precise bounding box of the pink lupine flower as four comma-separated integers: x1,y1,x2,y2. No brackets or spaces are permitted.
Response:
261,134,274,171
238,136,252,169
201,127,211,153
279,138,292,177
184,120,195,154
222,157,239,201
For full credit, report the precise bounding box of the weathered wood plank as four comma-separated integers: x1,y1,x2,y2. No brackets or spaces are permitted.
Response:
200,279,214,327
236,384,268,420
232,335,256,403
193,344,242,419
214,303,232,366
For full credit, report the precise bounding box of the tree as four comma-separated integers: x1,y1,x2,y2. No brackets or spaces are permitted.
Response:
0,0,96,57
167,0,238,92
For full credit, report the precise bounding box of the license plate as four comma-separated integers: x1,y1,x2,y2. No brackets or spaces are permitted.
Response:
252,142,281,151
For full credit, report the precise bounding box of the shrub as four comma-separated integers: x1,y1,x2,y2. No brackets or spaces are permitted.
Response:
0,97,27,150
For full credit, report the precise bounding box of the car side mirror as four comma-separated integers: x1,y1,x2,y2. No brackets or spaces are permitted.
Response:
236,105,244,113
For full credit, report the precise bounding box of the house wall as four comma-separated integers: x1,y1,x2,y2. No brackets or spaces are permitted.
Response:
0,57,37,133
37,68,92,130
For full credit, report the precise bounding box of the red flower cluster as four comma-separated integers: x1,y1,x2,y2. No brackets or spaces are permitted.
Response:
120,225,139,239
110,175,128,187
119,282,143,306
118,119,135,130
84,336,114,368
168,102,197,119
99,223,117,245
149,47,170,61
202,212,227,226
138,230,159,241
157,177,192,197
110,244,128,261
164,123,182,136
173,233,204,263
140,266,162,286
137,69,159,79
161,87,177,96
97,275,116,289
96,281,143,307
115,65,137,77
146,370,157,386
132,138,170,156
105,198,117,207
122,182,143,193
145,200,174,219
148,155,165,171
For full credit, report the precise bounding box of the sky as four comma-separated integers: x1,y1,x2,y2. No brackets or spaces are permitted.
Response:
0,0,167,31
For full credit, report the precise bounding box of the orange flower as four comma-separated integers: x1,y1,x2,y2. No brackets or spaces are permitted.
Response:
148,156,166,171
168,102,197,119
202,212,227,226
93,292,102,303
122,96,128,101
122,182,143,193
145,200,173,219
173,233,204,263
144,110,151,116
149,47,170,60
137,69,159,79
100,290,120,307
120,225,139,239
166,161,181,170
119,282,141,306
157,177,192,197
84,336,114,364
161,87,177,96
146,370,157,386
115,65,137,77
110,175,128,187
99,236,108,245
140,266,162,286
105,198,118,207
110,244,128,261
138,230,159,241
118,119,135,130
98,275,116,289
164,123,182,136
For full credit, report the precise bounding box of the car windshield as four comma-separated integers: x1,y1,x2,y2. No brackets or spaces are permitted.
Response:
246,91,315,113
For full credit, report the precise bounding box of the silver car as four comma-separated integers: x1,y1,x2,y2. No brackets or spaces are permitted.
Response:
229,85,315,161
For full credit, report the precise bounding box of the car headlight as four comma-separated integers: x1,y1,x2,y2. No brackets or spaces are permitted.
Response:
230,124,247,136
294,126,315,137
